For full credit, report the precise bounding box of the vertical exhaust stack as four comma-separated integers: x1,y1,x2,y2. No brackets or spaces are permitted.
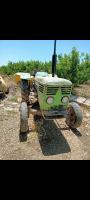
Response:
52,40,57,77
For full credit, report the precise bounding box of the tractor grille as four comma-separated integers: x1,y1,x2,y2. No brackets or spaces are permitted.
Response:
47,87,59,95
61,86,72,95
39,84,44,93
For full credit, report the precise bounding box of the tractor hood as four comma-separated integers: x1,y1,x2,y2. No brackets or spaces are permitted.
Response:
15,73,31,84
36,77,72,86
15,73,31,80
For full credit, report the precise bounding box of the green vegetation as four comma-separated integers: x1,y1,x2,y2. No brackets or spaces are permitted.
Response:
0,47,90,84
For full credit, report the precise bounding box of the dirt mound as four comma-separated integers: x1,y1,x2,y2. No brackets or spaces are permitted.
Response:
1,75,16,86
84,80,90,85
73,84,90,98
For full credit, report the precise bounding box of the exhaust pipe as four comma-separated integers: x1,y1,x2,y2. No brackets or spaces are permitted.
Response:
52,40,57,77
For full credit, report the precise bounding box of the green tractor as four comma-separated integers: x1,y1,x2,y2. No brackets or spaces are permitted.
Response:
15,40,83,135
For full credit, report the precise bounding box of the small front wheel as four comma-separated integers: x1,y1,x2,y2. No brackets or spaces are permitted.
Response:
20,102,29,133
66,102,83,128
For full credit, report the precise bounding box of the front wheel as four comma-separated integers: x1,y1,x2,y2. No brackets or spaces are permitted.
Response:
66,102,83,128
20,102,29,133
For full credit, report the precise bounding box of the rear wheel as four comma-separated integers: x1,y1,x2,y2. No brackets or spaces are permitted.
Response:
66,102,83,128
21,89,29,104
20,102,29,133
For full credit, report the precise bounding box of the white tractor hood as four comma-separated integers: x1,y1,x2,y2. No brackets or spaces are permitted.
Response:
36,76,72,86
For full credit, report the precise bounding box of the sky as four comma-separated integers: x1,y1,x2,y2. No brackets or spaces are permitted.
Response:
0,40,90,66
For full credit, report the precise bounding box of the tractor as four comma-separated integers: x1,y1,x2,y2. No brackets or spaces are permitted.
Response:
15,40,83,135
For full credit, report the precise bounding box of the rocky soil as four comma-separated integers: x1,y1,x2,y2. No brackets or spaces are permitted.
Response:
0,95,90,160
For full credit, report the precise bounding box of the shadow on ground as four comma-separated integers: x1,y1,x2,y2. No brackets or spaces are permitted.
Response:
19,116,82,156
0,93,7,101
54,119,82,137
70,128,82,137
35,118,71,156
19,133,27,142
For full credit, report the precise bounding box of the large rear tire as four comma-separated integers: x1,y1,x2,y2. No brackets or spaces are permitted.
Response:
20,102,29,133
66,102,83,128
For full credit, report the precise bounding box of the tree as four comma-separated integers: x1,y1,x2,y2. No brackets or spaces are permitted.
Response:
70,47,80,83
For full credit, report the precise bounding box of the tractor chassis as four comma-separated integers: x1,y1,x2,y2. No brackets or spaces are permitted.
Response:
20,80,83,134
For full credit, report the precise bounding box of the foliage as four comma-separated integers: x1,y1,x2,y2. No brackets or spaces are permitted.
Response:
0,48,90,84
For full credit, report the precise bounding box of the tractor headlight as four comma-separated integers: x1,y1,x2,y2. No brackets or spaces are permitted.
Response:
62,96,69,104
47,97,54,104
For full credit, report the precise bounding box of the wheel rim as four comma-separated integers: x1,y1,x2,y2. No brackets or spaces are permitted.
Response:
66,106,76,127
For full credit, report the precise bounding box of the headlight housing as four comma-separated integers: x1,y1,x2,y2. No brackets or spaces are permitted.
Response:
47,97,54,104
62,96,69,104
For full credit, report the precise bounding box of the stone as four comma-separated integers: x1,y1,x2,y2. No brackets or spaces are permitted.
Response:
84,99,90,107
86,132,90,136
77,97,86,104
4,107,14,111
86,113,90,118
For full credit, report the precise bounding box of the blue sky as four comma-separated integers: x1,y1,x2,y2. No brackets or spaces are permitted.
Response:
0,40,90,66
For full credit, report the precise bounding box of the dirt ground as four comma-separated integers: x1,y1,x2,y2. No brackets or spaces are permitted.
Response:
0,76,90,160
73,82,90,98
0,95,90,160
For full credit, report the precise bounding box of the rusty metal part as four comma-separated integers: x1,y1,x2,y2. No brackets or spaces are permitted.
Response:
30,108,42,116
66,106,76,127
